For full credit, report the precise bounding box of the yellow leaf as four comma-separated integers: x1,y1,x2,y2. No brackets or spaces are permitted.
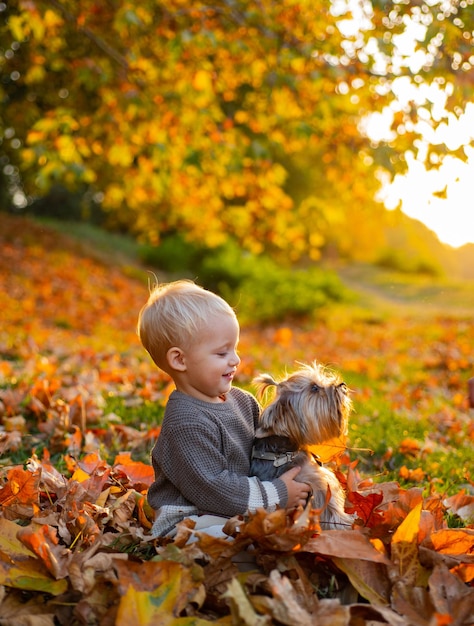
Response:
392,502,422,544
8,15,29,41
390,503,426,586
0,518,36,559
222,577,270,626
307,435,347,463
115,561,212,626
192,70,212,92
43,9,63,28
56,135,80,163
71,468,90,483
0,519,67,595
108,144,134,167
25,65,47,84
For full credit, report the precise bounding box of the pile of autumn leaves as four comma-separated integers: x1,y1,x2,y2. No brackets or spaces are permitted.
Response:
0,436,473,625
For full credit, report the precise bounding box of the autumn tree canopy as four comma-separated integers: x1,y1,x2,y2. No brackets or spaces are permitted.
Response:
1,0,473,260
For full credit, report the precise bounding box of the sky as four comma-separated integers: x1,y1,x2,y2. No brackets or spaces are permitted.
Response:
367,95,474,249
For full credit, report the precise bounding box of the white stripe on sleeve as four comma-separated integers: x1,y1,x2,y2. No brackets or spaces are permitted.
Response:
247,477,280,512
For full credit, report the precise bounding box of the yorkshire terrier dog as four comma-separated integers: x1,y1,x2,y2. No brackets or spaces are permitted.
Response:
250,361,354,530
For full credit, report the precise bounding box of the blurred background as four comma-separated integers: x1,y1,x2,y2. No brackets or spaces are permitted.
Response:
1,0,473,325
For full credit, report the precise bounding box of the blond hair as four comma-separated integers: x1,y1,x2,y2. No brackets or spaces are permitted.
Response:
137,280,237,369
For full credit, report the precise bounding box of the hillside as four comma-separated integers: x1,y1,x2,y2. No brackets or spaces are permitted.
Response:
5,211,473,322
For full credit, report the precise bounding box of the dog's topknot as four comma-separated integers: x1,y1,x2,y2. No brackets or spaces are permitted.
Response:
253,372,279,401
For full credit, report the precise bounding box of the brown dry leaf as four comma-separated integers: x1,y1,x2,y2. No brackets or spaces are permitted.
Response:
349,603,409,626
304,529,391,563
422,492,447,531
55,482,102,546
417,509,439,545
67,537,124,594
108,489,137,531
0,591,56,625
390,582,434,626
274,554,320,614
354,481,402,505
172,518,197,548
236,506,321,552
443,491,474,523
428,563,474,624
26,453,68,499
265,569,350,626
265,569,319,626
381,487,424,529
76,451,106,474
0,430,22,454
332,557,391,606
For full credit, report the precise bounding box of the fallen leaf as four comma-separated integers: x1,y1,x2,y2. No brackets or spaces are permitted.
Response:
333,557,391,606
443,491,474,523
17,523,72,579
430,528,474,555
346,491,384,527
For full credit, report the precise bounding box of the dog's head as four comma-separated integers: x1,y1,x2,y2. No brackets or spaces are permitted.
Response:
254,361,352,447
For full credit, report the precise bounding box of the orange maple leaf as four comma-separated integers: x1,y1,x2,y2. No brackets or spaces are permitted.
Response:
18,523,71,579
113,452,154,489
346,491,384,527
430,528,474,555
0,467,40,506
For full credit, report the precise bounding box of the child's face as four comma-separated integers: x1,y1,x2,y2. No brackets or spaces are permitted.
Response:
177,313,241,402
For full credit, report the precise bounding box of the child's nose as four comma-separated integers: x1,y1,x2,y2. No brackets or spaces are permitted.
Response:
230,351,240,366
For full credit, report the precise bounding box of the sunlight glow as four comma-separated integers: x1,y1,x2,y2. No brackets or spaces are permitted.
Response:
383,150,474,248
382,103,474,248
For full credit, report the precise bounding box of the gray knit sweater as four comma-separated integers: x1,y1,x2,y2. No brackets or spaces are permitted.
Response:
148,387,288,536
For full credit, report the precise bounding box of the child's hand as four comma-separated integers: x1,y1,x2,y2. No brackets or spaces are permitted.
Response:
280,466,312,509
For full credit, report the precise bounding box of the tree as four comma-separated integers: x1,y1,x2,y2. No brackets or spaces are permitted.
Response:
1,0,472,260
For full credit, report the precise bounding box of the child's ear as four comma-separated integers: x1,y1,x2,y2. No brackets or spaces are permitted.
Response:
166,347,186,372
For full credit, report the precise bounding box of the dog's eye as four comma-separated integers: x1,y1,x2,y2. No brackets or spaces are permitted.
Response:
338,382,348,393
311,384,320,392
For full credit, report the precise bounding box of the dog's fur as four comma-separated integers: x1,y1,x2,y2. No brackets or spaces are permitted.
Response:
250,361,354,530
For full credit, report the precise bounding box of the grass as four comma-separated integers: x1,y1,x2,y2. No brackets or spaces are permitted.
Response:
339,263,474,315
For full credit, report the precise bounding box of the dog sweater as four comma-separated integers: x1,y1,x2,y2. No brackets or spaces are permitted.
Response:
148,387,288,536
